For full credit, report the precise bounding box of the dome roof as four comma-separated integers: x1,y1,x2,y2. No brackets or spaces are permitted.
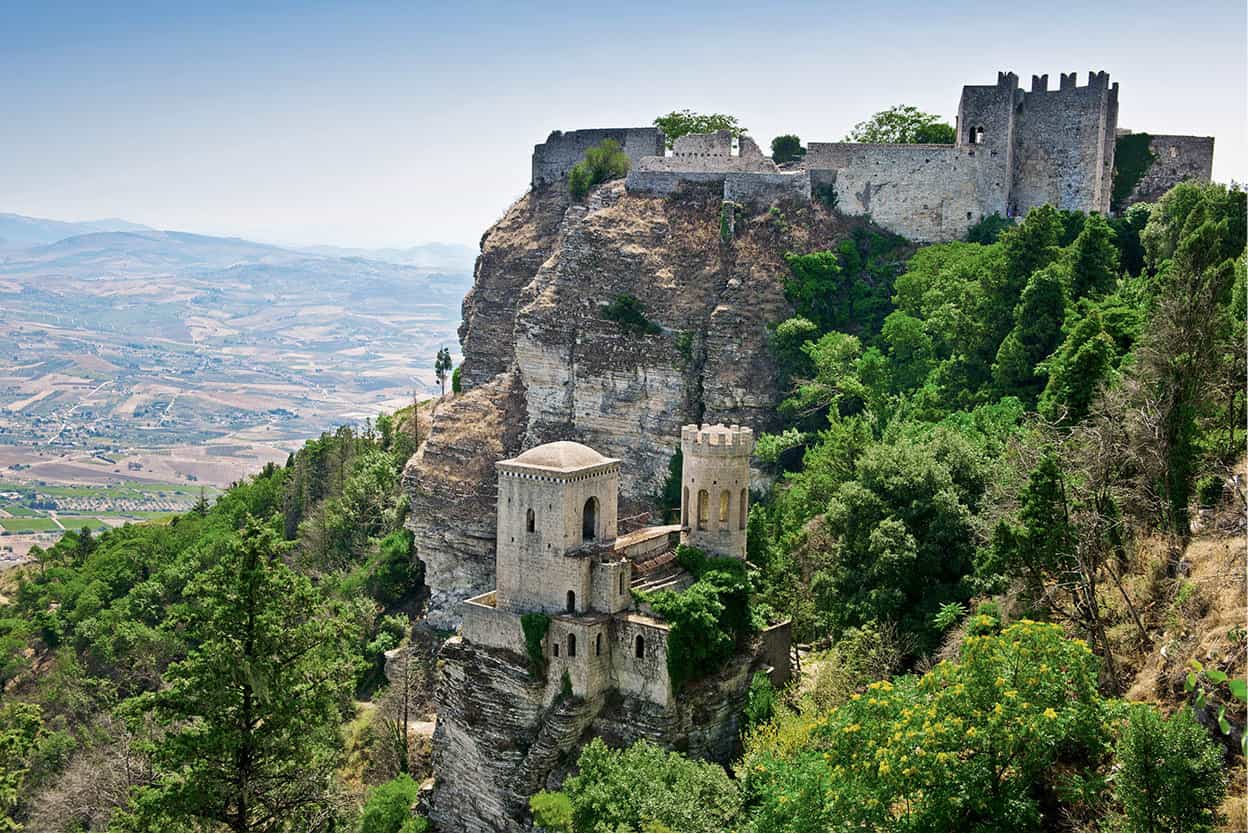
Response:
509,441,613,471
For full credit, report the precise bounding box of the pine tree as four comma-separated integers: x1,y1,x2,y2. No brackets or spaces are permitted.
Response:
120,518,359,831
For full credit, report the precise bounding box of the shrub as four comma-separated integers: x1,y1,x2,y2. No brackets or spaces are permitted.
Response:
740,621,1112,832
358,774,429,832
1114,705,1226,832
770,134,805,164
520,612,550,676
529,790,574,831
601,294,661,336
559,738,741,832
965,212,1013,244
1196,474,1225,508
450,365,461,394
743,671,777,729
568,139,630,200
1112,132,1156,211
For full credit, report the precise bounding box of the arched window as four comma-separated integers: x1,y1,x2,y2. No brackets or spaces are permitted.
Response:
566,590,576,613
595,633,602,656
634,634,645,658
739,488,748,530
719,490,730,525
682,486,689,526
696,490,709,531
971,125,984,145
567,634,576,658
526,508,535,533
582,496,598,542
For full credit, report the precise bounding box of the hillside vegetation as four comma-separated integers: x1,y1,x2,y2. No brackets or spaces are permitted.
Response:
1,182,1244,833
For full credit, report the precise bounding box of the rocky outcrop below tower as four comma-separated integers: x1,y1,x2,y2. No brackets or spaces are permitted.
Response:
405,179,863,629
429,632,776,832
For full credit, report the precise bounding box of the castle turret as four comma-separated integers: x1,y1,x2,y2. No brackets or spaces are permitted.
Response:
679,424,753,559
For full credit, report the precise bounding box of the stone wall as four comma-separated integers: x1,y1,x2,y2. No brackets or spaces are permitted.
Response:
611,614,671,706
805,143,985,242
680,424,752,559
1122,133,1215,206
461,592,527,654
724,171,811,208
531,128,665,187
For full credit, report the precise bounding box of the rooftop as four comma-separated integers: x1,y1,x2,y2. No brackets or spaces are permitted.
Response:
502,440,620,473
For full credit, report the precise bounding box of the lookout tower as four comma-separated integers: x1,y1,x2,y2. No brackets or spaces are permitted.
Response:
679,424,753,559
494,441,620,613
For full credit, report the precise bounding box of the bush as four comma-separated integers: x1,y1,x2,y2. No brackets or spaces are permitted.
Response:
740,621,1112,832
358,774,429,832
520,612,550,676
601,294,661,336
450,365,461,394
1114,705,1226,832
568,139,630,200
558,738,741,832
1196,475,1225,508
529,790,574,831
965,212,1013,244
771,134,805,164
743,671,777,729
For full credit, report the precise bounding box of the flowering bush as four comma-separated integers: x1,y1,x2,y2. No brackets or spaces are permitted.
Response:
740,621,1112,831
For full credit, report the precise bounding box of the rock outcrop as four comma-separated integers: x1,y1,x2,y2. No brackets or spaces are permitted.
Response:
429,633,769,832
406,178,860,628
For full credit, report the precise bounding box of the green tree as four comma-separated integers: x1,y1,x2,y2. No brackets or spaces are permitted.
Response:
0,702,43,830
1114,705,1226,832
434,347,453,397
653,110,745,148
845,104,955,144
568,139,631,200
1067,212,1120,299
770,134,805,164
992,264,1068,404
556,738,741,832
358,774,429,832
1038,310,1118,423
120,518,360,832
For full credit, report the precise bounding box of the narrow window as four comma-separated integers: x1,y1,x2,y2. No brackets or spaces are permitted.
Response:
619,571,626,594
681,486,689,526
595,633,602,655
526,508,535,533
566,590,576,613
582,496,598,542
553,642,560,657
739,488,748,530
719,490,730,524
697,490,709,531
634,635,645,658
567,634,576,658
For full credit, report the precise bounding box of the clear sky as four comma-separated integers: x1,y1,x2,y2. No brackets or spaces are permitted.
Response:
3,0,1244,249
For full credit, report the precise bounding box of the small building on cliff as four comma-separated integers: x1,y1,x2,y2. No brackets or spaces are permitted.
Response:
429,424,791,831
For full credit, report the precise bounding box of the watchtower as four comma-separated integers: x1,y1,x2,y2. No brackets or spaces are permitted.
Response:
679,424,753,559
494,441,620,614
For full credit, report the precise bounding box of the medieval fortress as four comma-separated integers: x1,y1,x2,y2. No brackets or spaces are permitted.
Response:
531,70,1214,241
456,423,787,709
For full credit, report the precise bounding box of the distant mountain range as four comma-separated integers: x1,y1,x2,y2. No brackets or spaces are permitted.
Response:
0,212,476,271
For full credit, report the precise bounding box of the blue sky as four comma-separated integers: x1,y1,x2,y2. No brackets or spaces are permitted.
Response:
3,0,1244,248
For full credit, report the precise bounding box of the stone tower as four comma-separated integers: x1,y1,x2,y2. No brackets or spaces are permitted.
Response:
493,441,620,614
679,424,753,559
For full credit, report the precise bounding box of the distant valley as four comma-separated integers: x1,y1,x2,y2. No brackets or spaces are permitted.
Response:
0,213,474,559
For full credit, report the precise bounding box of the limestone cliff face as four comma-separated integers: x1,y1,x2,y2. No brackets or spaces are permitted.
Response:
429,635,762,832
406,179,855,628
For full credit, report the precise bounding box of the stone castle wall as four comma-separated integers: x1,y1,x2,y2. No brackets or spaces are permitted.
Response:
1123,133,1215,205
532,128,665,187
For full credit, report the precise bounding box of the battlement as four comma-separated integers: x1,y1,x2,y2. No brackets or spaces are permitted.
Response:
680,423,754,455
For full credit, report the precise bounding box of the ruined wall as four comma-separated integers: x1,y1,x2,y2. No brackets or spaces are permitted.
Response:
531,128,665,187
462,592,527,654
724,171,811,208
1011,72,1118,215
1123,133,1215,206
805,143,985,241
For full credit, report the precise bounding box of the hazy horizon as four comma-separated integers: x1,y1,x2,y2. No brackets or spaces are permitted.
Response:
4,0,1245,249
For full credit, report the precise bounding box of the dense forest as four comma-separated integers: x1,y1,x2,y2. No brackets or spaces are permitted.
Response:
1,181,1244,832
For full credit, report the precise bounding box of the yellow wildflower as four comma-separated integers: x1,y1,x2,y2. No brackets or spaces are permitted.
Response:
1043,708,1058,719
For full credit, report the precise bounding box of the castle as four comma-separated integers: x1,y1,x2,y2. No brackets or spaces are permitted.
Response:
456,423,788,707
530,70,1214,241
429,425,790,830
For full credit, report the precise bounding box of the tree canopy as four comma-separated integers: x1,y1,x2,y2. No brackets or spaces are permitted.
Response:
845,104,956,144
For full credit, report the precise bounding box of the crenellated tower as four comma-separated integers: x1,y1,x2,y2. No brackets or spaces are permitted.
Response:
679,424,753,560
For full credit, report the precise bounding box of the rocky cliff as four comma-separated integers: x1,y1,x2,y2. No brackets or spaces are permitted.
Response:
405,179,861,629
